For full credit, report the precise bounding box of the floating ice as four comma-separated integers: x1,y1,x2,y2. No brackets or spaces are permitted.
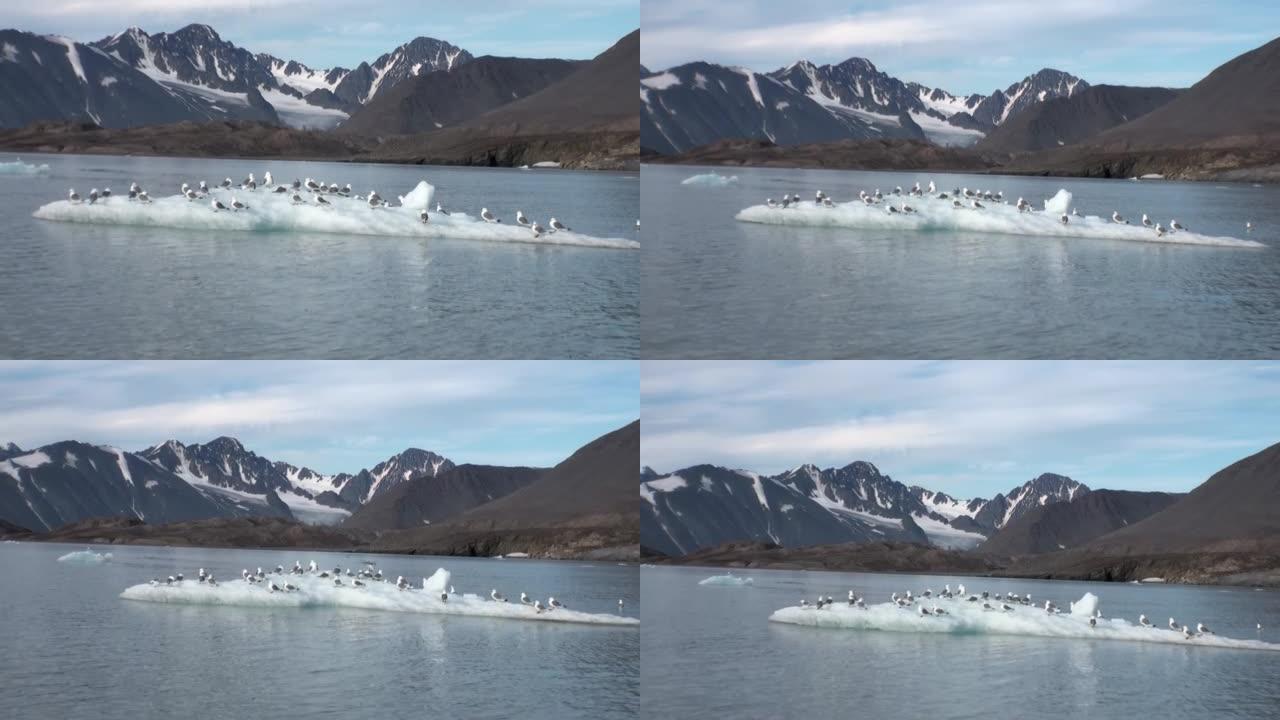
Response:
396,180,435,211
769,592,1279,652
736,190,1264,248
1042,189,1071,216
33,182,638,250
699,573,754,586
682,172,739,187
120,568,638,626
57,549,112,564
0,158,50,175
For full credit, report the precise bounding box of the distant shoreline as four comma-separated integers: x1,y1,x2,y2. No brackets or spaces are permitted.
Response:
643,138,1280,184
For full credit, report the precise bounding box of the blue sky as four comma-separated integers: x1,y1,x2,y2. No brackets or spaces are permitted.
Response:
0,361,637,475
642,0,1279,94
641,361,1280,499
3,0,637,68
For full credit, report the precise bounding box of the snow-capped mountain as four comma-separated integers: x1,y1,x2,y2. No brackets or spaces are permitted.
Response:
0,441,293,532
0,23,471,130
641,55,1087,153
141,439,453,523
641,461,1088,557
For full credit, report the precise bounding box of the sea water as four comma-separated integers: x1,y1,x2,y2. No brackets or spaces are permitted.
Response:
641,164,1280,358
0,542,638,719
1,153,638,358
641,565,1280,718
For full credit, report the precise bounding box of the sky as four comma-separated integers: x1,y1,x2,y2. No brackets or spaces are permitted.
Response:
641,361,1280,499
0,361,637,475
1,0,637,68
642,0,1279,95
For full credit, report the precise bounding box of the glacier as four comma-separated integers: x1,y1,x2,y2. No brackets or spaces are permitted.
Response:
770,592,1279,652
33,181,638,250
0,158,51,175
736,189,1264,248
120,567,638,626
699,573,754,587
682,172,739,187
57,549,113,564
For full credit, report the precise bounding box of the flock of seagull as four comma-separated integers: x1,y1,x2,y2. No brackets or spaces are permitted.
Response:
762,180,1257,236
62,170,584,238
145,559,623,615
797,582,1260,641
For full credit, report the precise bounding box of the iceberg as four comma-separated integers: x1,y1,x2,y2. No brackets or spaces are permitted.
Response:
0,158,50,175
735,189,1264,248
57,549,112,564
33,181,638,250
682,172,739,187
769,592,1278,652
699,573,754,586
120,567,638,627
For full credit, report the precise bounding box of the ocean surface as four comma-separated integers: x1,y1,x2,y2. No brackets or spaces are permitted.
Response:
0,542,638,719
642,565,1280,719
0,154,638,359
642,165,1280,358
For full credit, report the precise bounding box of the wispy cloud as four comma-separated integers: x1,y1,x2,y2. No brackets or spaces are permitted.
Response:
641,361,1280,497
0,361,637,475
641,0,1275,94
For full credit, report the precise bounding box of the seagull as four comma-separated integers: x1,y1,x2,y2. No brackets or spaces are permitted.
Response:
353,579,365,587
1246,221,1254,232
618,599,625,609
491,589,507,602
1169,617,1179,630
1197,623,1213,635
211,199,228,212
927,181,936,193
315,195,331,207
273,185,289,194
530,222,545,237
87,188,100,204
1089,617,1097,629
520,592,534,606
516,210,531,227
1139,614,1152,627
1001,603,1014,612
1183,625,1194,640
291,193,305,205
435,201,448,215
231,196,247,211
1171,219,1184,232
800,599,810,608
440,592,448,602
419,209,429,224
481,208,498,223
184,186,199,201
534,601,545,613
548,597,564,610
68,188,80,203
886,204,900,214
919,606,932,616
334,578,343,586
1060,214,1069,225
823,197,834,207
550,218,569,232
1142,213,1153,228
766,198,776,208
221,178,233,189
243,173,256,191
971,199,984,209
1155,223,1166,236
953,200,962,209
269,582,281,593
901,204,915,214
264,171,273,187
1112,211,1126,224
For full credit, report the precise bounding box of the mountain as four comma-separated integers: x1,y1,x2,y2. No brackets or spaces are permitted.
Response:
978,85,1182,153
452,29,638,135
0,442,21,460
0,30,210,129
642,57,1085,154
0,441,293,532
1083,442,1280,554
367,421,639,558
0,23,471,131
640,466,659,483
1086,37,1280,149
339,56,581,136
980,489,1183,555
641,462,1088,557
342,464,544,530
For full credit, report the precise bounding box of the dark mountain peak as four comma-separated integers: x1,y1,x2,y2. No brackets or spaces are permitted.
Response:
204,436,247,454
641,466,660,482
173,23,221,41
834,56,879,74
837,460,883,477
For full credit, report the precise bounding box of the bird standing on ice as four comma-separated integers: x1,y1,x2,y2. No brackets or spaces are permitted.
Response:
211,199,228,212
1246,221,1254,232
549,218,569,233
481,208,498,223
1112,211,1126,224
1169,617,1179,630
1171,219,1184,232
1142,213,1153,228
435,202,449,216
516,210,531,227
520,592,534,606
530,221,545,237
231,197,247,211
1139,614,1152,627
419,209,429,224
491,589,507,602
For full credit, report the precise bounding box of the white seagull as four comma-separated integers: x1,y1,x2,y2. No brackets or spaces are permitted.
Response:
481,208,498,223
516,210,531,227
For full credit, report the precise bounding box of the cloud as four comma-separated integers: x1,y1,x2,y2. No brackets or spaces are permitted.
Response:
0,361,637,474
641,361,1280,496
640,0,1270,93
